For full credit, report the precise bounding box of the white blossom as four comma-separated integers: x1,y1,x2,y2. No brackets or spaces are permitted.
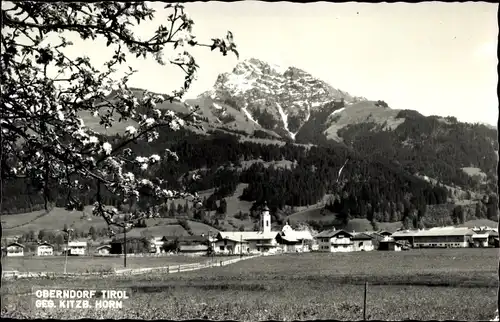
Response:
123,148,133,156
56,110,65,121
169,52,191,65
152,109,162,118
2,2,238,234
176,29,194,47
170,119,180,131
162,189,174,198
102,142,112,155
144,118,155,127
125,126,137,135
123,172,135,181
149,154,161,163
136,156,148,163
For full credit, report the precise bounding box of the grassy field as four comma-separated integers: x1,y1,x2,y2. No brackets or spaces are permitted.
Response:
2,249,498,320
1,206,220,239
458,219,499,228
1,255,207,274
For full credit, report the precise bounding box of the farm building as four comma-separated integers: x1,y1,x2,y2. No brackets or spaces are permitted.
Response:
110,236,150,254
36,242,54,256
95,245,111,255
149,237,165,253
378,237,405,251
351,232,375,251
391,227,474,248
364,230,393,238
315,230,354,252
471,229,499,248
179,244,209,256
64,241,88,255
365,231,393,249
214,232,250,255
5,242,25,257
163,235,213,246
155,235,214,254
215,231,280,255
214,203,281,255
276,223,314,252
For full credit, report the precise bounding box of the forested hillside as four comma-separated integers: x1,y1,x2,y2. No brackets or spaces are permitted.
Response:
3,124,497,231
337,111,498,190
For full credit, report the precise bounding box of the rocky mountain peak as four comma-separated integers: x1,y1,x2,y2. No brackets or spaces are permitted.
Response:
198,58,370,140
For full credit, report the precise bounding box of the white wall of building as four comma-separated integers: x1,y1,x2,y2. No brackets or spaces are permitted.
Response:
7,245,24,257
66,242,87,255
353,240,374,252
37,245,53,256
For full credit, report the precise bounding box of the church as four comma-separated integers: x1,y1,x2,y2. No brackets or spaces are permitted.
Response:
213,203,314,255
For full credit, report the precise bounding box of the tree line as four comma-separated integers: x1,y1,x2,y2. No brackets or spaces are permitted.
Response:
2,125,496,230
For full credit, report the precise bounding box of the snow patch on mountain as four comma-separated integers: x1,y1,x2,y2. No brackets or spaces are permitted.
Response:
242,105,259,125
213,102,223,110
270,63,287,75
305,105,311,122
204,58,369,139
225,71,256,94
276,103,296,139
331,107,345,116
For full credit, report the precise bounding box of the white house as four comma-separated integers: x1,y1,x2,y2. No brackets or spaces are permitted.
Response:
179,244,209,256
276,223,314,252
5,242,24,257
378,236,403,251
149,237,165,253
36,242,54,256
214,203,280,255
65,241,87,255
315,229,354,252
95,245,111,255
351,232,375,251
471,228,498,248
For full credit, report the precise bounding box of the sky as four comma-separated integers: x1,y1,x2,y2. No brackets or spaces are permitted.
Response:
19,1,500,125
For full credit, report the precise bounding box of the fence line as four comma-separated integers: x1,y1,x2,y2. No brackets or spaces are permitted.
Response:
114,254,261,276
2,254,262,279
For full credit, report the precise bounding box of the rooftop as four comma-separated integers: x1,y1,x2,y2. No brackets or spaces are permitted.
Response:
351,232,373,240
218,231,279,242
7,242,24,248
179,245,208,252
315,229,353,239
392,227,474,237
281,224,314,241
37,242,53,247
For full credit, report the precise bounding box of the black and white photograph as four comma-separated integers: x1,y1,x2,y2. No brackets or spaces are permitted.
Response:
1,1,498,320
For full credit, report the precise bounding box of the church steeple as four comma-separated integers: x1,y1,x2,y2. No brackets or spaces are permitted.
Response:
260,201,271,233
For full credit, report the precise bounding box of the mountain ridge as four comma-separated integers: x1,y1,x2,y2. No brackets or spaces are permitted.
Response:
2,58,497,237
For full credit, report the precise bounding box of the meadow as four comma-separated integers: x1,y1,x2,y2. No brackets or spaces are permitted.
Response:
2,248,498,320
1,255,206,274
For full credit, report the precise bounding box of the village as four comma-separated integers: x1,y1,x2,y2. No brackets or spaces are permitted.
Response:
2,203,498,258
